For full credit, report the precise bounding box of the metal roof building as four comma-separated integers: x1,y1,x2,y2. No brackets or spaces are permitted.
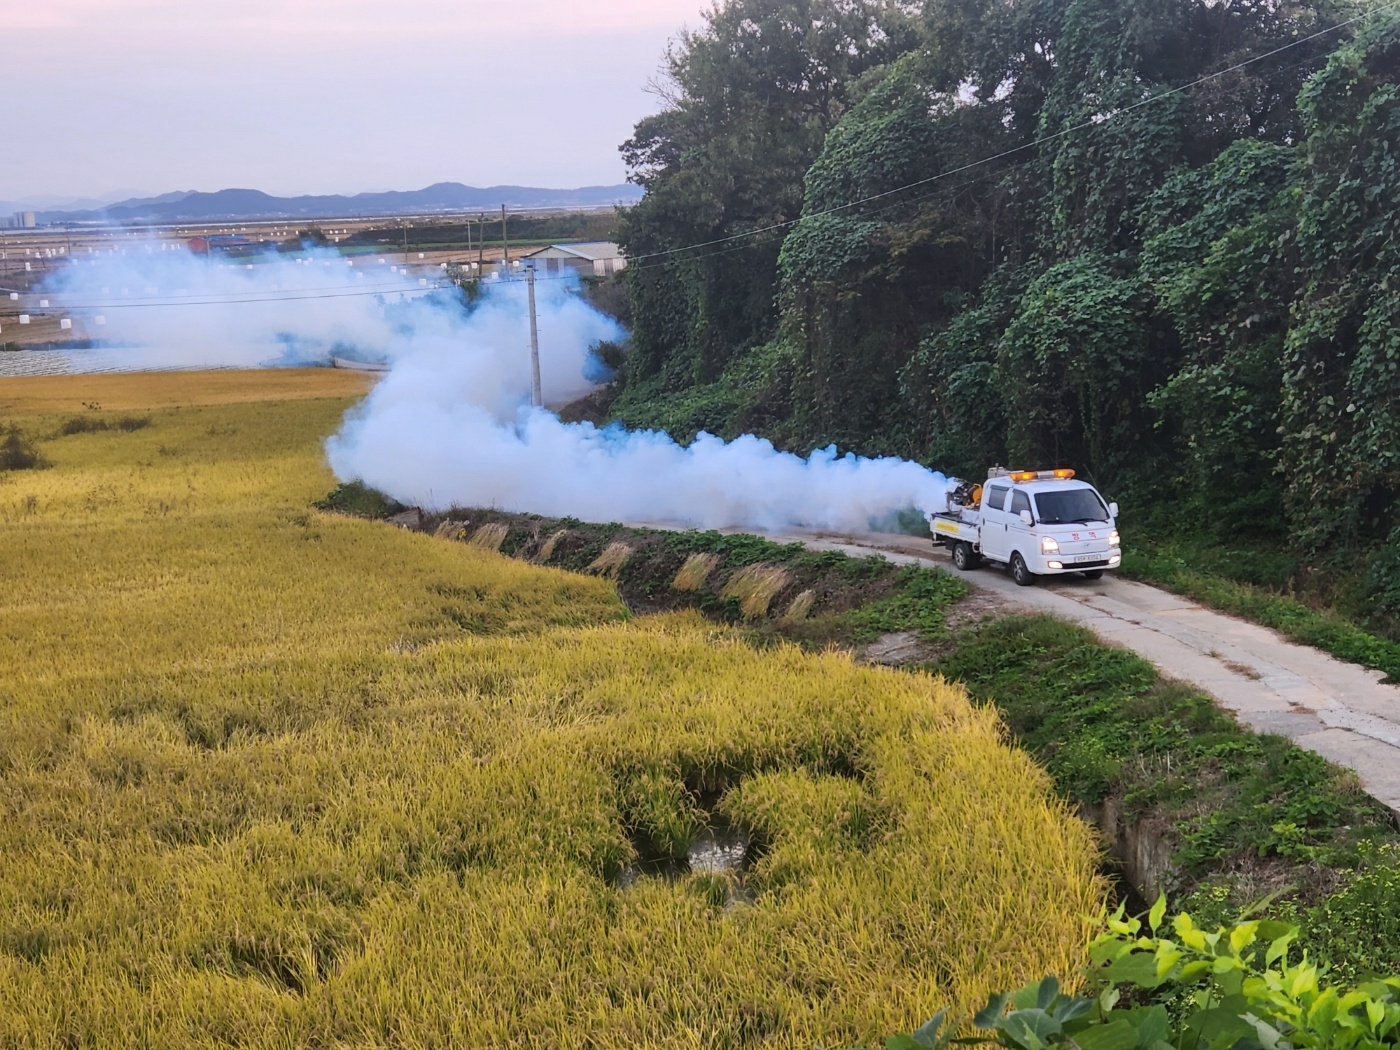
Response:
523,241,626,278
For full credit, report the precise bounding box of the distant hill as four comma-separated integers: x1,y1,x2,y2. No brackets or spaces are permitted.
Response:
38,183,644,224
1,190,164,214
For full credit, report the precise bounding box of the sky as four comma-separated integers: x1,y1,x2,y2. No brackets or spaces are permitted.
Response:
0,0,708,203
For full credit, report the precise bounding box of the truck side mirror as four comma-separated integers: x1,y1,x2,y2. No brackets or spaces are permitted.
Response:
1019,510,1033,526
1109,502,1119,518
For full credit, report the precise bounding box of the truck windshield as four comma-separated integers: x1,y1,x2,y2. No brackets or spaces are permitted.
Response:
1034,488,1109,524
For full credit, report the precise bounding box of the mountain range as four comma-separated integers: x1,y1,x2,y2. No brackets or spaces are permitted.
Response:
24,183,644,225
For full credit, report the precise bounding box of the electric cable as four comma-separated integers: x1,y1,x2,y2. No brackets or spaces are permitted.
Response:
7,3,1390,305
623,0,1397,266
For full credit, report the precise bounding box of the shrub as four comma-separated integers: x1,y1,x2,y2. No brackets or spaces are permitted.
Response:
1302,843,1400,986
57,415,150,436
0,425,44,471
889,899,1400,1050
1365,529,1400,621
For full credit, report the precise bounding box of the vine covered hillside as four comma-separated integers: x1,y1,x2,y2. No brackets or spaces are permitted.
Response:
614,0,1400,622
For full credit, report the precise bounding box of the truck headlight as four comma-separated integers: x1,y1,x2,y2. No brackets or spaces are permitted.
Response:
1041,537,1060,555
1109,530,1121,547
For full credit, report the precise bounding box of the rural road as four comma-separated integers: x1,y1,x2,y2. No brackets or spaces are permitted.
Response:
760,528,1400,819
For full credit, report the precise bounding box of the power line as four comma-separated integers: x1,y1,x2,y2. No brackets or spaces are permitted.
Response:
628,40,1339,274
31,279,437,305
27,287,448,310
4,272,584,312
625,0,1396,267
628,159,1017,273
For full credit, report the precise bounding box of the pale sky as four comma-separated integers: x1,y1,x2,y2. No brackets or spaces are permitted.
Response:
0,0,707,202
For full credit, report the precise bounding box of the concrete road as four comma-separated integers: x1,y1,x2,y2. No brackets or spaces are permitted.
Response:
756,529,1400,818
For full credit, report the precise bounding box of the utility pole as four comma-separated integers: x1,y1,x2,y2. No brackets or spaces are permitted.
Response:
501,204,509,271
526,264,542,408
402,221,409,263
464,214,472,266
477,213,485,271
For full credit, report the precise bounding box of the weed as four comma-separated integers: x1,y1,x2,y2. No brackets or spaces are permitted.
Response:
56,414,150,436
928,613,1400,977
315,480,406,520
586,541,633,578
673,552,720,591
720,563,793,617
467,522,509,551
0,425,45,471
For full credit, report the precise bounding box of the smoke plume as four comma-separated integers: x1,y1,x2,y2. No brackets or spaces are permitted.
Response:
32,243,449,372
34,245,954,531
324,280,953,531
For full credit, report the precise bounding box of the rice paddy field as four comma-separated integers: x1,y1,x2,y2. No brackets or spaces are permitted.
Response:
0,370,1104,1048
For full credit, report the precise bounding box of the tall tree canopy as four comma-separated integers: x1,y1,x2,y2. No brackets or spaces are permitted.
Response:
614,0,1399,569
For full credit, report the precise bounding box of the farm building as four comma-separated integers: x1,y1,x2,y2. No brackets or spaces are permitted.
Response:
187,235,253,255
523,242,626,278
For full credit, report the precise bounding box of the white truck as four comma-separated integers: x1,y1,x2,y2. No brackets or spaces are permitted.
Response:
929,468,1121,586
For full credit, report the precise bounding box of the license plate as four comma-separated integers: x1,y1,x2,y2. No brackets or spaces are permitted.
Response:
1073,554,1102,564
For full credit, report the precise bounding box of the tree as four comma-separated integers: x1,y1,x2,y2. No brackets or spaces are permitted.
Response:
1138,140,1298,535
1282,12,1400,546
618,0,920,386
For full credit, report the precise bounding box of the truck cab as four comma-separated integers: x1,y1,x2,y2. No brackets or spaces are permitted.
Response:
930,468,1121,585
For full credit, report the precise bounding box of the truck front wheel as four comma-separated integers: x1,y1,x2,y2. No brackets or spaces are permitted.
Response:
1010,552,1035,587
952,542,981,571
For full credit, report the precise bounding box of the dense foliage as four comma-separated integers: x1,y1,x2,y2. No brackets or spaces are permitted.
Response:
615,0,1400,601
887,901,1400,1050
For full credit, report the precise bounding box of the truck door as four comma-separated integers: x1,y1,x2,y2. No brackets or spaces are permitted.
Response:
1008,489,1034,563
980,484,1011,561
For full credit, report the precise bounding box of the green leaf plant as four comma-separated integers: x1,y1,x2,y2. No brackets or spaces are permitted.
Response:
886,898,1400,1050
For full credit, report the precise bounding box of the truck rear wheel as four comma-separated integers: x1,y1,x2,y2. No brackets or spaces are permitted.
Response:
1010,552,1035,587
952,542,980,571
1081,569,1104,580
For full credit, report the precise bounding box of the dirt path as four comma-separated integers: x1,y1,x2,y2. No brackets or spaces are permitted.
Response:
757,529,1400,818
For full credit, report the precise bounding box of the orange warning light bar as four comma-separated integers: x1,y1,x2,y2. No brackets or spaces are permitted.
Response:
1008,468,1077,482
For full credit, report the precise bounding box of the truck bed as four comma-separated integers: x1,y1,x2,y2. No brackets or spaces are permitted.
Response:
929,512,980,546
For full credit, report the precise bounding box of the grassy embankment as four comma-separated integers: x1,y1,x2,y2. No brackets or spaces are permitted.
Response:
321,490,972,650
927,615,1400,985
0,371,1101,1048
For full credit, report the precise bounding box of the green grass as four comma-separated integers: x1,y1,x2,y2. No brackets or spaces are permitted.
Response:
927,613,1400,978
1122,538,1400,682
831,566,969,644
929,614,1393,868
317,479,407,520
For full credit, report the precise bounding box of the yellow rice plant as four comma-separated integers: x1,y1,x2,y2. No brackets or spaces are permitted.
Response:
469,522,510,551
720,563,793,618
0,372,1105,1049
537,529,567,563
783,588,817,621
586,541,633,578
673,552,720,591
